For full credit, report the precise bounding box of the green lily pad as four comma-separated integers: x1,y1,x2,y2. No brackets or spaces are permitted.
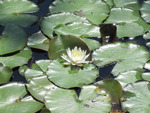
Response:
141,72,150,81
0,63,13,84
22,60,51,80
144,61,150,70
92,42,149,76
115,70,142,88
0,0,39,27
27,31,50,51
48,35,90,60
95,79,122,104
143,31,150,40
46,60,98,88
117,22,144,38
54,22,100,38
114,0,139,10
44,85,111,113
0,47,32,68
0,24,27,55
105,8,139,23
50,0,109,25
140,0,150,23
40,107,51,113
122,81,150,113
27,76,55,102
104,0,114,8
0,83,43,113
40,12,88,39
83,38,100,51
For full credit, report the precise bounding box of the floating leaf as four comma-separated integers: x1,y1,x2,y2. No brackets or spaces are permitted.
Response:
0,63,12,84
45,85,111,113
141,72,150,81
50,0,109,25
115,70,142,88
27,76,54,102
0,83,43,113
0,47,32,68
55,22,100,38
143,30,150,40
144,61,150,70
140,0,150,23
0,0,39,27
105,8,139,23
117,22,144,38
48,35,90,60
27,31,50,51
104,0,114,8
0,24,27,55
40,12,88,39
92,42,149,76
46,60,98,88
40,107,51,113
22,60,51,80
83,38,100,51
114,0,139,10
95,79,122,104
122,82,150,113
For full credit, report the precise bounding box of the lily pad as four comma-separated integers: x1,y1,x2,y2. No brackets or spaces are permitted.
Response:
122,81,150,113
22,60,51,80
54,22,100,38
50,0,109,25
141,72,150,81
83,38,100,51
0,83,43,113
48,35,90,60
114,0,139,10
105,8,139,23
117,22,144,38
40,12,88,39
140,0,150,23
95,79,122,104
0,63,13,84
143,30,150,40
46,60,98,88
27,31,50,51
0,24,27,55
144,61,150,70
0,0,39,27
40,107,51,113
115,70,142,88
44,85,111,113
27,76,55,102
92,42,149,76
0,47,32,68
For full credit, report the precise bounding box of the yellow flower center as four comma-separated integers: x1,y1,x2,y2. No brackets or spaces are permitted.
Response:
72,50,82,57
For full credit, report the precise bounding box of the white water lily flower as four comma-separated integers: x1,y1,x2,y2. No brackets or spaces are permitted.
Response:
61,46,90,66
